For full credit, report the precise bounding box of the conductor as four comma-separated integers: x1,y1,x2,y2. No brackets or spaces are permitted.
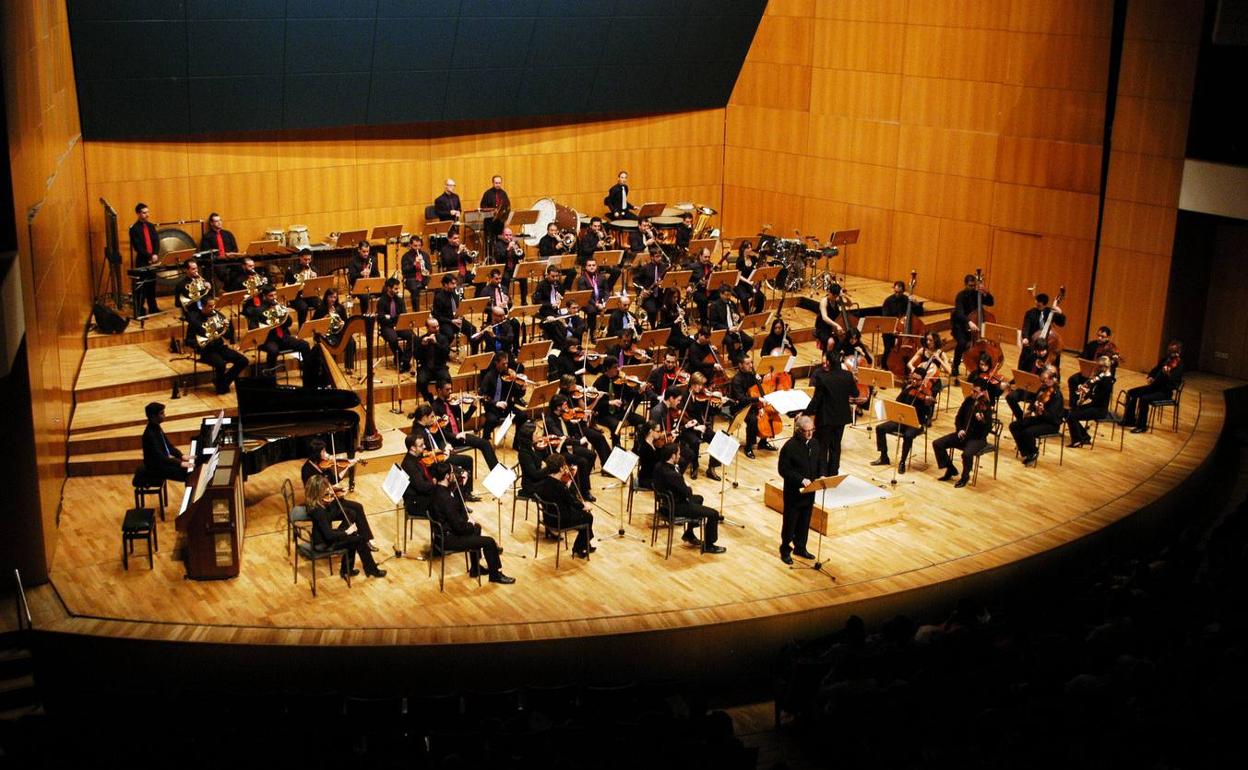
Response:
777,415,823,565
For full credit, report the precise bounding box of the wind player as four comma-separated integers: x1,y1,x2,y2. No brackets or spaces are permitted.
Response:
932,380,993,488
175,259,210,321
492,226,526,298
1009,365,1063,465
198,212,238,256
869,371,935,474
607,294,642,338
129,202,161,315
710,285,753,364
690,248,715,324
346,241,375,293
400,235,431,310
376,278,413,375
283,249,321,325
413,317,452,403
438,229,475,280
251,285,316,384
1066,356,1114,448
432,274,478,354
431,379,499,471
576,257,614,342
604,170,636,220
675,212,694,255
1068,326,1121,404
654,444,726,554
950,274,994,378
186,296,247,394
633,246,667,322
313,288,355,371
577,217,613,267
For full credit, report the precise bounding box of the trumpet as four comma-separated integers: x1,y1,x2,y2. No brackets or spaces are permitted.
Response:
181,276,210,307
600,231,616,249
295,266,317,282
508,240,525,258
560,230,577,250
195,311,228,347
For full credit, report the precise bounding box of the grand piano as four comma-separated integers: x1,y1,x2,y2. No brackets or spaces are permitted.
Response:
235,377,361,477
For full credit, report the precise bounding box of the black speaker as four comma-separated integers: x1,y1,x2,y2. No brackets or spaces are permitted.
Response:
92,302,129,334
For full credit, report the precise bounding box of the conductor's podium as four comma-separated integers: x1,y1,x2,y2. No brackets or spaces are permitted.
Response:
763,475,905,534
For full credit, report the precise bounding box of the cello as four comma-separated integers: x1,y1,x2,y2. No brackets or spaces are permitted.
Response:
885,270,924,380
964,268,1002,376
754,360,788,440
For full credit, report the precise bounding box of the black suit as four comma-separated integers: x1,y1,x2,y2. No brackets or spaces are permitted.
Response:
950,287,993,374
542,411,598,486
401,453,436,521
430,486,502,573
806,366,855,474
308,503,379,574
432,289,478,353
1066,373,1113,444
414,424,475,494
1019,307,1066,367
401,248,430,308
653,461,719,546
534,476,594,552
873,387,933,466
186,313,247,394
604,183,634,218
933,397,992,481
434,191,462,221
607,309,641,338
301,461,372,541
433,397,499,470
142,422,188,482
198,228,238,255
283,265,322,324
376,292,413,371
478,367,526,442
777,435,822,557
129,219,162,314
1010,388,1064,457
517,443,553,495
1124,358,1182,429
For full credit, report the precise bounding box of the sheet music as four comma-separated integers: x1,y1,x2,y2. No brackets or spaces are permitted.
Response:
381,463,410,505
763,389,810,414
602,447,639,482
708,430,740,466
873,398,887,420
815,475,890,508
192,448,219,503
482,463,517,500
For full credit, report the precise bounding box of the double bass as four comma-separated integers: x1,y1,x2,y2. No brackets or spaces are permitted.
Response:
885,270,924,380
1029,284,1065,367
964,268,1002,376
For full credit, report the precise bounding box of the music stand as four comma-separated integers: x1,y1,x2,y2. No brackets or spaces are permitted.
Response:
394,311,426,334
425,220,453,235
548,254,577,271
296,317,331,340
275,283,304,304
236,324,275,374
525,380,560,414
595,249,625,268
335,229,368,249
302,275,336,298
827,229,859,280
216,289,246,315
660,270,692,290
793,475,846,579
1011,369,1042,393
245,239,284,256
636,203,666,220
622,363,654,380
859,315,895,357
518,339,551,363
708,329,727,350
636,328,671,351
741,311,770,332
352,277,385,313
983,322,1018,346
688,238,717,256
853,367,895,433
1077,358,1099,378
751,264,783,299
514,260,548,283
756,353,789,377
509,208,539,239
874,400,920,487
708,270,739,291
594,335,620,353
726,407,762,493
457,351,495,378
371,224,403,242
563,290,592,308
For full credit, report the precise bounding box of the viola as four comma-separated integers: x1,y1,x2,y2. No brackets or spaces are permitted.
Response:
693,389,732,407
503,369,533,384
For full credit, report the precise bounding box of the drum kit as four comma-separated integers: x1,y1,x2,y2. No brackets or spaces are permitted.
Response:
524,196,719,253
758,233,839,294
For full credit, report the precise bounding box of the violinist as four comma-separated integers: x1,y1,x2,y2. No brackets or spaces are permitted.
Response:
655,443,726,554
657,288,692,354
378,277,414,374
1066,356,1114,448
549,390,611,469
870,370,935,474
477,352,528,442
734,241,764,314
806,348,856,475
432,379,499,470
933,381,993,488
304,476,385,580
688,373,723,481
1019,292,1065,368
607,294,643,337
400,234,430,309
647,351,689,402
1123,340,1184,434
761,318,798,357
400,433,437,521
314,288,356,370
690,248,715,323
593,359,646,444
880,280,909,364
1068,326,1121,403
711,286,753,364
542,397,597,500
412,404,481,502
907,331,949,384
649,387,699,475
1010,365,1063,465
634,247,667,321
950,274,993,377
346,241,375,292
632,421,662,490
606,328,651,369
814,284,845,350
728,356,776,459
301,439,375,549
576,257,614,341
1006,338,1050,421
550,338,597,382
432,274,479,354
427,461,515,584
413,317,452,402
535,454,596,560
186,296,247,395
514,421,553,497
968,351,1005,403
687,325,722,383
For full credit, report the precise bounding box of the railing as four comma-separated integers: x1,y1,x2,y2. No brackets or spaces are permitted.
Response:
13,568,32,632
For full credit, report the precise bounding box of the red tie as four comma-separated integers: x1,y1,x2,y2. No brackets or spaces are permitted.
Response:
142,225,153,256
446,404,459,435
215,231,225,256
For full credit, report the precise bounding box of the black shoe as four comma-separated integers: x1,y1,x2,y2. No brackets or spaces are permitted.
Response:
1023,454,1038,466
465,493,482,503
366,568,386,578
794,549,816,560
571,548,589,559
706,467,721,481
583,493,597,503
341,568,360,578
939,468,958,481
682,530,702,547
690,466,699,480
702,545,726,555
489,571,516,584
468,564,484,578
870,456,890,466
1130,426,1147,434
954,477,969,488
1067,440,1085,448
368,542,380,552
780,551,793,565
757,440,776,451
744,449,756,459
897,461,907,474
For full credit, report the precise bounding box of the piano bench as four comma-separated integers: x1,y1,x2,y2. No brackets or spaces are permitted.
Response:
132,469,168,522
122,507,158,570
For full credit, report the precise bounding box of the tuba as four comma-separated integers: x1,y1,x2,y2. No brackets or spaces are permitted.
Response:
195,311,228,347
262,301,290,327
181,276,210,308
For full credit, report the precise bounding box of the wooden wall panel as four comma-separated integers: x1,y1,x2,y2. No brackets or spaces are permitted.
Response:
1090,247,1171,368
812,20,905,72
809,69,903,120
815,0,907,23
1004,32,1112,90
895,169,994,224
901,26,1009,82
896,125,998,179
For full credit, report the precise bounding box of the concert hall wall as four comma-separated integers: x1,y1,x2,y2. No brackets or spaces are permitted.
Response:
720,0,1203,371
65,0,765,140
2,1,94,580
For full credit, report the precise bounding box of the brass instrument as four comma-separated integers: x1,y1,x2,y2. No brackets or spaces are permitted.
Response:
295,266,317,282
560,230,577,250
326,309,345,336
195,311,229,347
601,231,616,249
637,308,648,327
261,301,291,327
242,272,266,300
181,276,210,308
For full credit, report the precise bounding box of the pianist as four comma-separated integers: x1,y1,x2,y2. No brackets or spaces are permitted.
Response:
141,402,191,483
304,476,386,580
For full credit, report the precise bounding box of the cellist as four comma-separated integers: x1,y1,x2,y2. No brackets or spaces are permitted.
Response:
728,356,777,459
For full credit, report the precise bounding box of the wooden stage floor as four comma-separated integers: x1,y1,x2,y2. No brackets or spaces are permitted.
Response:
33,368,1234,651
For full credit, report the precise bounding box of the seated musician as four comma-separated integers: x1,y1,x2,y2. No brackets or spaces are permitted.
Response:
592,359,645,446
577,258,615,341
728,356,776,459
186,296,247,394
433,178,461,222
377,277,414,374
604,170,636,220
870,371,936,474
313,288,356,371
838,328,873,369
813,284,846,350
654,443,725,554
535,454,596,559
734,241,764,314
907,331,948,382
347,241,376,301
514,420,553,497
432,379,499,470
538,221,571,258
129,202,161,315
968,351,1005,403
951,273,994,377
252,285,315,381
432,274,478,354
492,226,526,293
675,212,694,253
412,317,451,403
607,294,642,338
478,353,527,441
400,433,437,522
1006,338,1051,421
230,256,268,294
198,212,237,256
175,259,211,321
475,305,518,359
689,373,724,482
606,329,652,369
427,461,515,584
687,325,722,383
542,396,598,500
933,380,994,488
628,218,658,257
1068,326,1121,404
647,351,687,402
649,387,698,476
438,229,474,280
412,404,480,502
634,247,667,321
401,235,431,309
1009,365,1064,465
577,217,610,266
301,439,377,551
1019,291,1066,368
1066,356,1114,448
556,377,612,464
690,248,715,324
880,280,909,364
760,318,798,357
632,421,662,490
304,476,386,579
550,338,599,383
477,267,511,316
141,401,191,483
543,300,587,356
1124,340,1184,434
658,288,692,353
710,285,753,364
283,249,321,325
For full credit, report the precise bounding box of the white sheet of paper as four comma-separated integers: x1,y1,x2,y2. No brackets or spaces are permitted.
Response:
815,475,890,508
602,447,639,482
763,388,810,414
492,412,515,447
873,398,887,420
381,463,410,505
785,354,797,373
708,430,740,466
482,463,517,500
857,316,866,332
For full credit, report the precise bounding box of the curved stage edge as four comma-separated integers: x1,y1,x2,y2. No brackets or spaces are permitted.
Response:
28,378,1240,695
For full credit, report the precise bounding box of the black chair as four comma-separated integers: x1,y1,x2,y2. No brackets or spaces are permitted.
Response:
531,493,592,569
121,507,157,570
131,464,168,521
1028,420,1066,466
970,418,1004,487
1149,381,1185,433
509,468,534,533
428,518,482,592
280,478,310,559
650,490,703,560
292,513,352,597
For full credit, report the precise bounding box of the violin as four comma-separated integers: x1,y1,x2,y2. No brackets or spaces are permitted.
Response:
419,448,451,466
1031,385,1055,416
503,369,533,384
316,457,355,473
693,389,733,407
447,393,477,406
564,406,592,421
614,373,647,389
569,386,604,400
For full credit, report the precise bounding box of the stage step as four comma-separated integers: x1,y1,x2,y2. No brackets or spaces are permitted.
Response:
86,309,184,349
70,392,236,436
69,416,209,455
68,448,145,477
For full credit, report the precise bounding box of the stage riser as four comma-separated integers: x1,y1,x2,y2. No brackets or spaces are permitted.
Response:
69,427,203,455
75,360,300,403
87,323,185,350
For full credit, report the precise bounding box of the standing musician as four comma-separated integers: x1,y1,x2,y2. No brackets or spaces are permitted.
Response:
813,284,846,350
314,288,356,371
1019,291,1066,368
492,226,526,293
433,178,462,222
186,296,247,394
141,402,191,483
284,250,321,325
634,247,667,322
806,348,856,475
1005,338,1051,421
543,396,599,499
777,415,822,565
538,221,572,258
728,356,776,459
880,280,910,364
198,212,238,256
535,454,597,560
1123,340,1184,434
711,285,754,364
300,439,373,548
129,202,162,315
412,404,480,501
377,277,414,374
654,444,726,554
658,288,693,354
734,241,764,314
431,379,500,471
413,317,452,403
346,241,375,293
479,175,511,251
432,274,479,354
400,235,431,310
649,387,700,477
1068,326,1122,404
592,358,646,445
607,293,643,338
604,170,637,220
1066,356,1114,448
870,371,936,474
438,229,475,280
675,212,694,254
428,461,515,584
175,259,211,321
477,353,528,442
577,217,613,266
1009,365,1064,465
950,273,994,377
761,318,798,357
304,476,386,580
576,257,613,341
933,381,994,488
690,248,716,324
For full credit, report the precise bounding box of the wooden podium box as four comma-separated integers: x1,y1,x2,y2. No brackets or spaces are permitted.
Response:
763,480,904,534
175,441,246,580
